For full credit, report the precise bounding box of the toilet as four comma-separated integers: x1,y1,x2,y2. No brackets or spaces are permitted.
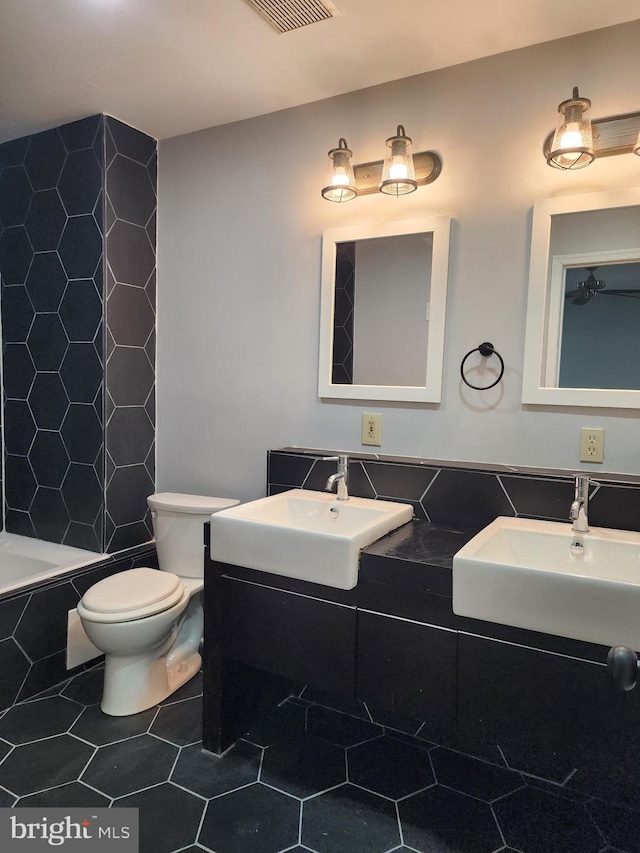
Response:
77,492,239,717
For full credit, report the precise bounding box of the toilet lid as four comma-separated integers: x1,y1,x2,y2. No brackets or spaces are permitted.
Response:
81,567,183,615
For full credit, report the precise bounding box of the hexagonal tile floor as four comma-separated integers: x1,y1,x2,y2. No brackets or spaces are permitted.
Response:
0,666,637,853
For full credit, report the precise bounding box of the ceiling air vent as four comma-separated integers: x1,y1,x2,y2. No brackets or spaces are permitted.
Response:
245,0,341,34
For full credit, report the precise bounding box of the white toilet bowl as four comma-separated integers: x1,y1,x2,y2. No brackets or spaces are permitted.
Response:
77,493,239,716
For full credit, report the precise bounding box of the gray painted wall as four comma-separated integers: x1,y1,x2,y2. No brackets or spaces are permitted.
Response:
157,21,640,503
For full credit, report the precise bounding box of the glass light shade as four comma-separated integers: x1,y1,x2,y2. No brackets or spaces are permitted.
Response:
379,125,417,196
321,138,357,203
634,127,640,158
547,88,595,170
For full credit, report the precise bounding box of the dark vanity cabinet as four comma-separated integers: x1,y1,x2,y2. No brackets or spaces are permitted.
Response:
356,610,457,743
457,631,640,806
221,576,356,696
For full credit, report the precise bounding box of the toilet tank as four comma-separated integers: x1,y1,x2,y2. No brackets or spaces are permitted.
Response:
147,493,239,578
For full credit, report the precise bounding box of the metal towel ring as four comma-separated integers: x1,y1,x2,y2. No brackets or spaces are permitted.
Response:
460,342,504,390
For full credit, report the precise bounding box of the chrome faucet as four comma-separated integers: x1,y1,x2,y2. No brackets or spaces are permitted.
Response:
324,455,349,501
569,475,590,533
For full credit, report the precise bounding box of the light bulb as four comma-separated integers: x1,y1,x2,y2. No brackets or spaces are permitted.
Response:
389,162,408,180
332,173,349,187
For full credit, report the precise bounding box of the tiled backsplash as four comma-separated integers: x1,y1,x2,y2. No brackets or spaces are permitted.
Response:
268,448,640,533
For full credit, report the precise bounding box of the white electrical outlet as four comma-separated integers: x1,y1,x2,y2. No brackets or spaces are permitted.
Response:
579,428,604,463
362,413,382,446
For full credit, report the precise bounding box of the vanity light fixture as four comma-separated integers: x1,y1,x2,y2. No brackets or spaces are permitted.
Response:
379,125,417,195
546,87,594,170
320,130,441,202
321,138,358,203
544,88,640,168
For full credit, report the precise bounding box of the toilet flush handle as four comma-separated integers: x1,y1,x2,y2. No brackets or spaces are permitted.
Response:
150,509,158,519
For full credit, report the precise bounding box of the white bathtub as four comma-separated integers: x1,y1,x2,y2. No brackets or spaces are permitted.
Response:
0,533,108,596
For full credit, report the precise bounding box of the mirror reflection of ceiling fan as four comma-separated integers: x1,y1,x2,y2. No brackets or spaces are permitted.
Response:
565,267,640,305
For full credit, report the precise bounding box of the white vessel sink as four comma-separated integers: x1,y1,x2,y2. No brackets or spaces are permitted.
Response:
209,489,413,590
453,516,640,650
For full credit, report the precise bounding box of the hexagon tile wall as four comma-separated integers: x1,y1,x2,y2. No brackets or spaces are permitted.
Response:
0,114,157,553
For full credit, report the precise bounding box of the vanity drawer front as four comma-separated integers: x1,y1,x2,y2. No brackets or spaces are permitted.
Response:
356,610,457,743
457,632,640,805
221,576,356,697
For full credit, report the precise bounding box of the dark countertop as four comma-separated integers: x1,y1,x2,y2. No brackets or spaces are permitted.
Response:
360,519,478,597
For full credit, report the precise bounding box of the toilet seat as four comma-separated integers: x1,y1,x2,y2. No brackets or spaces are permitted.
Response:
78,567,186,624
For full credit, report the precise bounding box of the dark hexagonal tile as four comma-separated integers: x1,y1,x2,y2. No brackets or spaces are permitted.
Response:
171,740,261,799
0,637,31,710
1,284,34,342
0,135,29,169
70,703,157,746
4,454,37,510
17,781,109,808
2,343,35,398
107,219,154,286
261,733,346,798
30,431,70,487
28,372,69,429
14,581,79,663
108,282,155,346
4,399,36,454
149,696,201,746
4,509,36,538
60,278,102,342
494,786,603,853
0,735,93,797
24,128,66,191
107,406,154,467
200,783,299,853
306,705,383,747
0,165,32,226
24,189,67,251
81,734,178,798
58,148,103,216
61,342,102,403
348,736,434,800
106,464,154,527
399,786,503,853
107,346,153,406
0,696,82,744
302,783,400,853
0,225,33,284
58,214,103,279
243,700,307,747
106,117,156,165
62,667,104,706
107,155,156,227
25,251,67,311
116,782,205,853
59,114,102,152
422,469,515,528
27,313,68,370
62,464,103,524
431,746,524,802
61,403,103,464
30,487,71,543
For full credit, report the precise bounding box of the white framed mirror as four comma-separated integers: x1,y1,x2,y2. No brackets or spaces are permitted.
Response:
522,188,640,408
318,216,451,403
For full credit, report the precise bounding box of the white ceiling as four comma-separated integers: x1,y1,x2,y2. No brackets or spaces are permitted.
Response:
1,0,639,144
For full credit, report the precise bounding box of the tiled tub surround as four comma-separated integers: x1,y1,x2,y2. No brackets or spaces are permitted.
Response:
0,544,157,712
202,448,640,830
0,114,156,553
